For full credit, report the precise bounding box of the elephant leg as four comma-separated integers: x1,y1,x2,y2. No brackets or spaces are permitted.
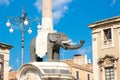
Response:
46,45,53,61
46,52,53,61
53,51,59,61
53,46,60,61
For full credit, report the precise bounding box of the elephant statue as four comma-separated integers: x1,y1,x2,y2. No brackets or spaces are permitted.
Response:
30,32,85,62
47,32,85,61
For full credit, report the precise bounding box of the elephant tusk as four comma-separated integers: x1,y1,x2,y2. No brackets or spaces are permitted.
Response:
62,40,71,44
65,40,85,50
61,40,71,50
61,43,67,50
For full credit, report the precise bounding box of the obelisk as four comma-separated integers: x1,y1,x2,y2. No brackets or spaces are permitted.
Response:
42,0,53,30
36,0,56,58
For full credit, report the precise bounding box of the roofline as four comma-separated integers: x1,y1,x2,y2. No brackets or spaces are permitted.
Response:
0,42,13,49
88,16,120,29
72,65,93,73
62,60,93,73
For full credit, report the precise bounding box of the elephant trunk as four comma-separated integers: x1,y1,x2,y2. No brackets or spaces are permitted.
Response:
63,40,85,50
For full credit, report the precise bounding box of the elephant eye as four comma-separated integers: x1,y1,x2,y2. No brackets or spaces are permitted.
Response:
55,36,59,38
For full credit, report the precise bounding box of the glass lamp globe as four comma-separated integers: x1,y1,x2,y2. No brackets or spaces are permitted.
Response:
9,27,14,33
37,24,41,29
24,19,28,25
28,27,32,34
6,20,11,27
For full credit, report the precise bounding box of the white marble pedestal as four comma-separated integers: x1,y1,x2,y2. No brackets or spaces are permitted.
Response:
17,62,73,80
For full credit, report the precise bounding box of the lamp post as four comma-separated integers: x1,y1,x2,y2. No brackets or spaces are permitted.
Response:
6,7,41,65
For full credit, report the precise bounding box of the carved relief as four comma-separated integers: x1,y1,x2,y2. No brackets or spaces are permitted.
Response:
105,58,112,65
98,55,118,70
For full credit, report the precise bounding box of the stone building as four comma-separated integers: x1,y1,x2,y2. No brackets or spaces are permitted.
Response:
0,42,13,80
63,54,93,80
89,16,120,80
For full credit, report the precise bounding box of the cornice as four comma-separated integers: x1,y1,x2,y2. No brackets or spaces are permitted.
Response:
88,16,120,29
0,43,13,49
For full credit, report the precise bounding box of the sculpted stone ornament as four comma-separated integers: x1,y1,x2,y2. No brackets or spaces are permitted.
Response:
30,0,84,62
30,0,56,62
18,0,79,80
98,55,118,71
30,32,85,62
46,32,85,61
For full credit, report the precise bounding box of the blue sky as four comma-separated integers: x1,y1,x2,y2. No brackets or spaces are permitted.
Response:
0,0,120,70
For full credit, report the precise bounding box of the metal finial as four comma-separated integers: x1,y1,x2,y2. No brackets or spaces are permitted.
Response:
21,5,27,21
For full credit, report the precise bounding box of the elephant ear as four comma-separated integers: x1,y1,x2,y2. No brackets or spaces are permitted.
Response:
48,33,58,42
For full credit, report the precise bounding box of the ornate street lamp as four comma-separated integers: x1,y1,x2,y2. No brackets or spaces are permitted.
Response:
6,7,42,65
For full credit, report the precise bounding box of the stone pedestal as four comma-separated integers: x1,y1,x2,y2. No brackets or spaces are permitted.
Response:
17,62,73,80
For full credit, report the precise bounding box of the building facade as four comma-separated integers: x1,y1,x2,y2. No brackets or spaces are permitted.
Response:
0,42,13,80
89,16,120,80
63,54,93,80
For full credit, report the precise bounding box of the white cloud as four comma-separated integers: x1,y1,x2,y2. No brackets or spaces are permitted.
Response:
34,0,72,23
0,0,10,6
110,0,116,6
53,0,72,23
34,0,42,13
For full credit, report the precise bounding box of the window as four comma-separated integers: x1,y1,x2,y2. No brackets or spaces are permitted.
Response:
104,28,112,40
105,67,115,80
76,71,79,80
87,74,90,80
103,28,113,46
